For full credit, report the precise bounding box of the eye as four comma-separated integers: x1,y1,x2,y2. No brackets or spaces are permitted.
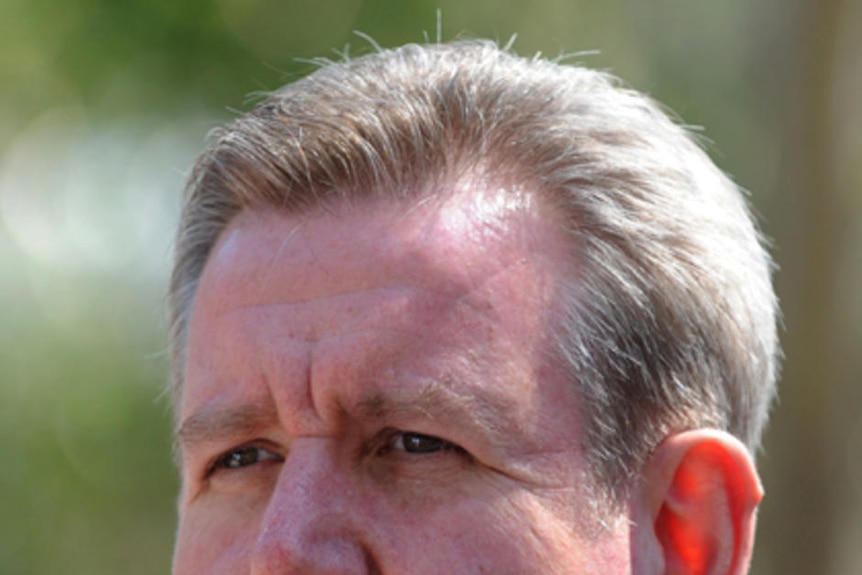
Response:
209,444,283,475
391,431,459,454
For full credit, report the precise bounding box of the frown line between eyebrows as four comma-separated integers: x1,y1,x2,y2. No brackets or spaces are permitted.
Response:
174,379,511,463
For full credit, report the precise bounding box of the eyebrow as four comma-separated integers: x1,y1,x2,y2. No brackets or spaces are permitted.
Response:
354,380,509,439
175,380,512,457
176,402,280,455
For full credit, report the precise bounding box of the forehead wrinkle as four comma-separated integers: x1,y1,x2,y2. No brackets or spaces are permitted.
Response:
219,288,459,355
254,218,303,303
447,255,539,310
229,285,445,314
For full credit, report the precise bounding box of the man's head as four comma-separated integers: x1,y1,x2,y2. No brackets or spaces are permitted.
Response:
169,40,779,573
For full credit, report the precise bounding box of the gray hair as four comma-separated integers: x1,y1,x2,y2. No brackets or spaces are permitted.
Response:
169,39,780,505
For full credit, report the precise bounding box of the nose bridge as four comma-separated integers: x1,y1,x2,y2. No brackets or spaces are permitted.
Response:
251,439,372,575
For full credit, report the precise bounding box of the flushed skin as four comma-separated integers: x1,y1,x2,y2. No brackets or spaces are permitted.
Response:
173,186,762,574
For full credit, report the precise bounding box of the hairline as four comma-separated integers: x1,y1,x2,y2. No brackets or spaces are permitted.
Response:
167,39,779,513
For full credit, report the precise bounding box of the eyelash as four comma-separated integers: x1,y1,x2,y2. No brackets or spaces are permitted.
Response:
380,429,463,456
206,430,466,477
207,443,283,477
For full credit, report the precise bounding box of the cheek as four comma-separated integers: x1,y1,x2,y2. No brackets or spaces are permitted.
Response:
377,488,592,575
173,499,261,575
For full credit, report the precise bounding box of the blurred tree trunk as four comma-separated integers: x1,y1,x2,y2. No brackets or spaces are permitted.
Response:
755,0,855,573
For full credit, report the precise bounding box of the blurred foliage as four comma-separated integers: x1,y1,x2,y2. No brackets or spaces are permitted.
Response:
1,1,859,574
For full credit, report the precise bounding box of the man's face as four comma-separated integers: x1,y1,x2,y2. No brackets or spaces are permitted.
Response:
173,187,631,574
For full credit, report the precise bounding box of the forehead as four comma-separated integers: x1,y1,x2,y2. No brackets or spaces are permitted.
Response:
202,185,561,303
181,183,573,420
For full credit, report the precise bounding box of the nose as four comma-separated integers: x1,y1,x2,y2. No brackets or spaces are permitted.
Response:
250,439,374,575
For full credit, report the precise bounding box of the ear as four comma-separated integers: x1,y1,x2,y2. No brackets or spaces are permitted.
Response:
631,430,764,575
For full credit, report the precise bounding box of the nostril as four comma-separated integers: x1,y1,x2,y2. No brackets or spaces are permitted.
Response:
363,546,383,575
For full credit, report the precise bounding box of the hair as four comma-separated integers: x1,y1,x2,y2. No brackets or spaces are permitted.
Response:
168,39,780,507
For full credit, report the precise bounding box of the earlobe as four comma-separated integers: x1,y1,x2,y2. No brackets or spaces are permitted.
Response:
632,430,763,575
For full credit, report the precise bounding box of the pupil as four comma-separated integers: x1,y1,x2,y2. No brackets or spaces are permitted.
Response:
403,432,446,453
227,447,257,468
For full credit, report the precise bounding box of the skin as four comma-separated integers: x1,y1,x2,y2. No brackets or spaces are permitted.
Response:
173,185,633,574
173,181,763,574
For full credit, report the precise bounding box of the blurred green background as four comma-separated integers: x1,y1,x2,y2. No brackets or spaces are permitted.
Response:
1,1,859,573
